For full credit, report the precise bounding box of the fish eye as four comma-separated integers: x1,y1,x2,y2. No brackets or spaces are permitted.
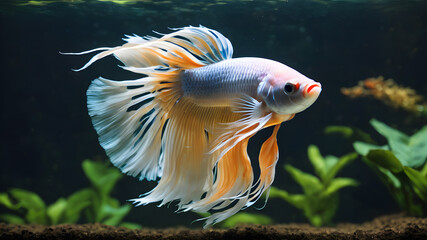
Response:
283,83,295,95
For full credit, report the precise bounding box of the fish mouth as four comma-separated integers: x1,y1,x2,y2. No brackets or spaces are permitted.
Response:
303,82,322,98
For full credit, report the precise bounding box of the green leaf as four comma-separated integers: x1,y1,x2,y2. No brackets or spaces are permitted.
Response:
47,198,67,225
268,186,288,199
100,204,132,226
268,187,306,209
305,193,339,227
366,149,403,173
274,145,359,227
82,160,122,197
9,188,47,224
377,167,401,188
105,196,120,208
9,189,46,211
420,162,427,177
324,126,376,144
403,167,427,202
26,209,48,224
407,125,427,167
369,119,426,167
285,164,323,195
410,125,427,145
307,145,326,180
220,213,273,228
323,156,338,174
323,178,358,197
64,188,93,223
0,193,19,210
120,222,142,229
388,140,412,167
324,126,353,138
324,153,358,184
308,214,322,227
283,194,307,210
370,119,409,144
353,141,389,156
0,214,26,224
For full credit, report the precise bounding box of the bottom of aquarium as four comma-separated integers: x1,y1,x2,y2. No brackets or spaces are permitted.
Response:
0,213,426,240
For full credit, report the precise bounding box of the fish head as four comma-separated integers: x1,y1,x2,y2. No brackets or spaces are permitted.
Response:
258,69,321,115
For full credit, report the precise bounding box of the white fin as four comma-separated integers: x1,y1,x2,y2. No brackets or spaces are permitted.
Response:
131,99,216,209
64,25,233,72
87,76,175,181
212,95,269,160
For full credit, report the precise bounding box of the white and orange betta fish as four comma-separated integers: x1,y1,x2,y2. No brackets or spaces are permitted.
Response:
66,26,321,227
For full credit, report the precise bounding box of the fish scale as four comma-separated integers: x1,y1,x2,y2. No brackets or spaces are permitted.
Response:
181,58,267,105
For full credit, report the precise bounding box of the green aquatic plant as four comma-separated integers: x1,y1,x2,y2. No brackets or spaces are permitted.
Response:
220,212,272,228
0,159,140,228
324,125,376,144
0,188,90,225
79,159,139,228
196,212,273,228
268,145,358,226
353,119,427,216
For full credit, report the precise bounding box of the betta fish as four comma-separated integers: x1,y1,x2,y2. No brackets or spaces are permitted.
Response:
65,26,321,227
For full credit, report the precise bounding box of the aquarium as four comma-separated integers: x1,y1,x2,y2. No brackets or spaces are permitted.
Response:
1,0,426,239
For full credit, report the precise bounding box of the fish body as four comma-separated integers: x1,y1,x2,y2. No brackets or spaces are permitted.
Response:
182,58,263,106
65,26,321,227
182,57,320,114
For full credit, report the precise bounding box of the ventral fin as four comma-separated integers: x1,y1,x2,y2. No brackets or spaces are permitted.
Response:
230,94,265,120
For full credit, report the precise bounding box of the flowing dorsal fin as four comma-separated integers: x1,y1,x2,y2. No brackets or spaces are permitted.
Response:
63,26,233,71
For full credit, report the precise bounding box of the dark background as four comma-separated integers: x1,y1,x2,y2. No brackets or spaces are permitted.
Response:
1,0,426,228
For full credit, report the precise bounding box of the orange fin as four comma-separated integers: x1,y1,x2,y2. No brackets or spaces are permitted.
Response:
249,124,281,204
186,136,254,226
